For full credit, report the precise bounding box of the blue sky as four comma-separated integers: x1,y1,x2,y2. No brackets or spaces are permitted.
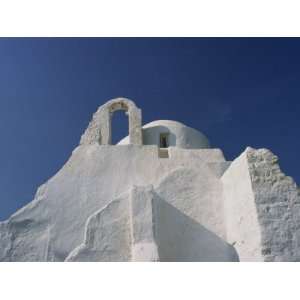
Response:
0,38,299,220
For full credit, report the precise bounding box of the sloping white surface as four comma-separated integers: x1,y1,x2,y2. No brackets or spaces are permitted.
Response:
65,165,237,262
0,142,228,261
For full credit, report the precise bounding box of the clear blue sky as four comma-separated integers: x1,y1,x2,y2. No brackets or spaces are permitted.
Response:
0,38,299,220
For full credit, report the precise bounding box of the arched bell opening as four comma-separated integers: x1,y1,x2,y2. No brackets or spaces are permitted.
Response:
110,109,129,145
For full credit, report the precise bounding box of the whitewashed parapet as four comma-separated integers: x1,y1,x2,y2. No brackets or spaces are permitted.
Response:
80,98,142,145
130,186,159,262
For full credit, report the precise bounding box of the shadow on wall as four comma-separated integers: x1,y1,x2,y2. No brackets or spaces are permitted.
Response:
155,198,239,262
143,126,176,147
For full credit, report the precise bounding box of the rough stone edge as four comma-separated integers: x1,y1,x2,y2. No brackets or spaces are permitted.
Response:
245,147,300,261
79,97,142,146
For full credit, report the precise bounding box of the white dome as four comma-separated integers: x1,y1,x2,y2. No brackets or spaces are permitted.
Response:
118,120,210,149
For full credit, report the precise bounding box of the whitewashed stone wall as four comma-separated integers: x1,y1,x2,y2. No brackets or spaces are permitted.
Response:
246,148,300,261
222,147,300,262
0,98,299,262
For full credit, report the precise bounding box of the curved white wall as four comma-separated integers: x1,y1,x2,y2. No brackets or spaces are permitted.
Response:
118,120,210,149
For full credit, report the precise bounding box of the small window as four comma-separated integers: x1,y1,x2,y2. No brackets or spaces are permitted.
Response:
160,133,169,148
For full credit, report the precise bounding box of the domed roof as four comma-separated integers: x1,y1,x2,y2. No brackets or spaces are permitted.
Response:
118,120,210,149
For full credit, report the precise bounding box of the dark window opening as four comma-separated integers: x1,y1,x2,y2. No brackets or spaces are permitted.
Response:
160,133,169,148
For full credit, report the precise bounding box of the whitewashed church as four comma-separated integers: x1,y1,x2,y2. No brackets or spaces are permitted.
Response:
0,98,299,262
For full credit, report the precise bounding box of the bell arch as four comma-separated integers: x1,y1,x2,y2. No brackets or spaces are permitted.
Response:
80,98,142,146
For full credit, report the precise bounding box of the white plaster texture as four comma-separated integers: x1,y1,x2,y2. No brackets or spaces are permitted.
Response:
0,143,231,261
130,186,159,262
66,193,132,262
222,147,300,262
222,150,264,261
246,148,300,261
